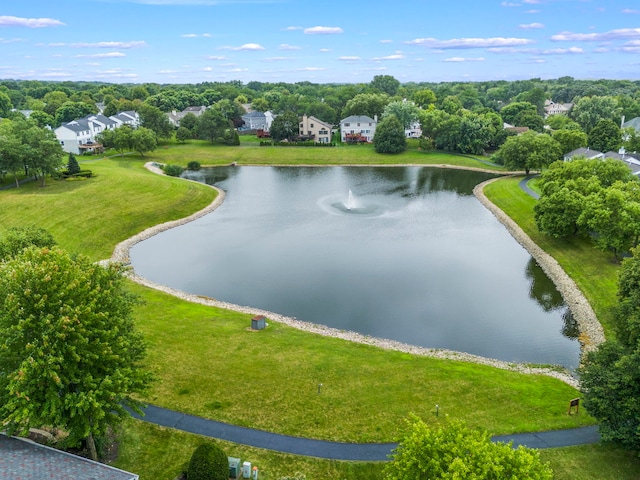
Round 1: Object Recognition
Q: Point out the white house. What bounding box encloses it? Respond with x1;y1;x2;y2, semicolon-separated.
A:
299;115;333;143
544;99;573;117
340;115;377;143
167;106;207;127
54;111;140;154
405;120;422;139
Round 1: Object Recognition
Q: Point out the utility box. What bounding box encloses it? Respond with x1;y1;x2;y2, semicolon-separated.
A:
242;461;252;478
251;315;266;330
228;457;241;479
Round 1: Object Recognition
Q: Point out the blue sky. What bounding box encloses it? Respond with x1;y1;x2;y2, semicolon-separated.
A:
1;0;640;85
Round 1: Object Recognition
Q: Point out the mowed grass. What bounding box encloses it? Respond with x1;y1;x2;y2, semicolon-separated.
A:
483;176;620;337
2;150;635;479
132;281;594;443
113;420;640;480
147;138;505;170
0;156;216;261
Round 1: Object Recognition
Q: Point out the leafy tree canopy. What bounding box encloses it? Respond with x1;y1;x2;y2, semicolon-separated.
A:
384;416;553;479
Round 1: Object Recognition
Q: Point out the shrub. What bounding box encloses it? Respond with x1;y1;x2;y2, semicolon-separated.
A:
67;153;81;175
163;164;184;177
187;161;201;171
187;443;228;480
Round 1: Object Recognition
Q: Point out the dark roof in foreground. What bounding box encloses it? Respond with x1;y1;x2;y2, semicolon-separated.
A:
0;434;138;480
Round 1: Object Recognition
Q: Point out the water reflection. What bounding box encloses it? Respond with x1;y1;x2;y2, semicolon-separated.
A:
130;166;580;369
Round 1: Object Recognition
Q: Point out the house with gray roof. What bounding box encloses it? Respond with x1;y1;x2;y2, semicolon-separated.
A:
623;116;640;133
54;111;140;154
564;147;640;176
240;110;275;132
167;106;208;127
563;147;604;161
0;433;138;480
340;115;377;143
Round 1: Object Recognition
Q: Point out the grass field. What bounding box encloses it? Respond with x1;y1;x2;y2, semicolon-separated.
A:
1;145;638;479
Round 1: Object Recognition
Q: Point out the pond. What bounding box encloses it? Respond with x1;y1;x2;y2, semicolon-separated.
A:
130;166;580;370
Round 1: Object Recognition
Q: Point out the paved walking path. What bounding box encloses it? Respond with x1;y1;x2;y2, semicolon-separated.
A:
519;174;540;199
131;404;600;461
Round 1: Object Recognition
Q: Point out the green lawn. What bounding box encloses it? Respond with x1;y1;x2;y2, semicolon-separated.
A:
483;176;620;337
1;148;636;479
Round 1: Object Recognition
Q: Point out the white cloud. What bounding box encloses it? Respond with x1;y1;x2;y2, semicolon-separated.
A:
372;54;405;60
265;56;291;61
551;28;640;41
622;9;640;14
319;48;332;52
159;69;179;74
338;56;361;61
539;47;584;54
74;52;127;58
284;26;303;31
488;46;583;54
221;43;265;51
0;16;65;28
279;43;301;50
298;67;325;71
206;55;227;60
501;1;521;6
304;26;343;35
202;67;213;71
525;9;540;13
380;39;393;44
621;40;640;52
41;71;73;77
405;37;534;49
519;23;544;29
523;0;541;3
0;37;23;44
444;57;485;62
182;33;198;38
69;41;146;49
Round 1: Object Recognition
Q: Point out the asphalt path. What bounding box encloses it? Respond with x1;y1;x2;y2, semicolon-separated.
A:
131;404;600;461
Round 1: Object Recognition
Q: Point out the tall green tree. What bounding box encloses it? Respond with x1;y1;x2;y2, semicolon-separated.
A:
342;93;389;120
384;416;553;479
370;74;400;96
571;95;622;133
269;111;299;142
588;118;621;153
373;114;406;154
381;101;420;130
500;101;537;125
67;152;80;175
196;108;230;143
552;129;588;154
0;247;152;461
0;225;56;260
495;131;561;174
130;127;158;156
138;104;173;139
0;90;12;117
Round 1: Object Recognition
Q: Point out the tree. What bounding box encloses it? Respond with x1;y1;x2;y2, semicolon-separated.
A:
455;112;493;154
381;101;420;130
20;120;65;186
196;108;230;143
495;131;562;174
0;90;12;117
187;443;228;480
29;110;55;128
588;118;621;153
500;101;537;125
370;74;400;96
67;152;80;175
413;89;437;108
251;97;269;113
0;247;152;460
342;93;389;119
384;416;553;479
373;114;406;154
179;112;198;132
176;126;192;143
571;95;622;133
0;225;56;260
0;122;27;187
130;127;158;156
54;101;97;125
138;104;173;139
269;111;299;142
552;129;588;154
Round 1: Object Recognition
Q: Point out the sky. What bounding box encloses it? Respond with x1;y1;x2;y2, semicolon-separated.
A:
1;0;640;85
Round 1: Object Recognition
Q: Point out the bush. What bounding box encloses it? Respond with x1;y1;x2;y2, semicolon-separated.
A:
163;164;184;177
187;161;201;171
187;443;228;480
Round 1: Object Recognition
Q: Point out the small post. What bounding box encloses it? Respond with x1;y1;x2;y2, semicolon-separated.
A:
435;404;439;417
318;383;323;394
568;398;580;415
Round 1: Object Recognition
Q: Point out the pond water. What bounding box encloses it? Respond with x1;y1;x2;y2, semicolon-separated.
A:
130;166;580;370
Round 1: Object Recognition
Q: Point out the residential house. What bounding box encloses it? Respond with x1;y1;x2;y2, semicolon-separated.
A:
167;106;208;127
0;433;139;480
564;147;640;176
340;115;377;143
622;116;640;133
563;147;604;161
503;122;529;135
544;99;573;117
298;115;333;143
405;120;422;139
54;111;139;154
240;110;275;132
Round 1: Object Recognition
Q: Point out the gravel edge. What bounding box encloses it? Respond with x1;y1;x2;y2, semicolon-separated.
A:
107;163;606;389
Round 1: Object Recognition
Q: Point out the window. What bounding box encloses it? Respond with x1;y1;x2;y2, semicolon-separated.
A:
310;123;314;128
344;123;350;127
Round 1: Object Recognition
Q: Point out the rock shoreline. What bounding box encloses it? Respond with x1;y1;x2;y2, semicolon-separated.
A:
109;163;606;389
